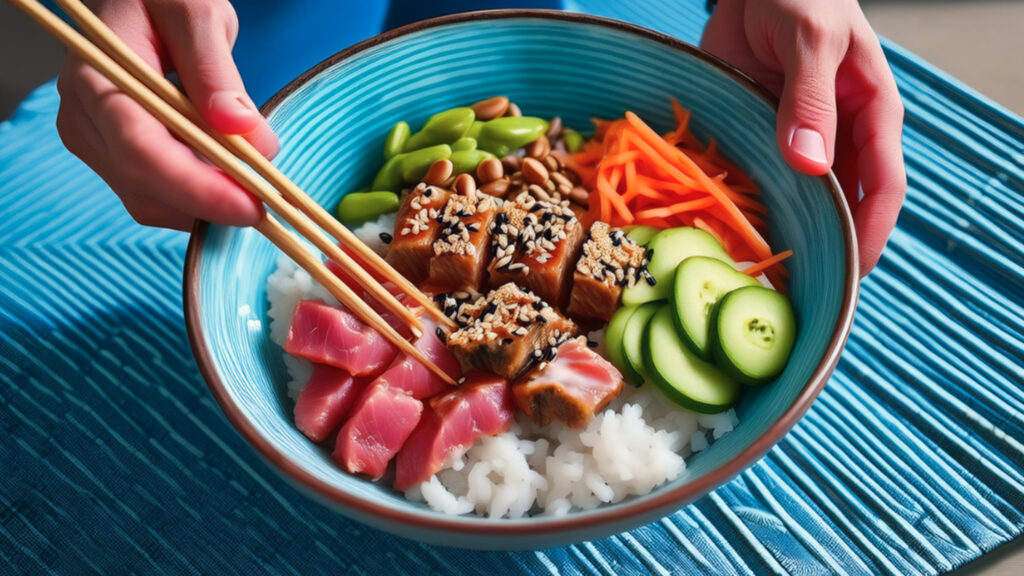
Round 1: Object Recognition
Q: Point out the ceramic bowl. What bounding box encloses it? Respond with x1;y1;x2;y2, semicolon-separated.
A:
185;10;858;550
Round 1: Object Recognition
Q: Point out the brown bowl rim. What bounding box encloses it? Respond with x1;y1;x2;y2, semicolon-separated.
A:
184;8;859;540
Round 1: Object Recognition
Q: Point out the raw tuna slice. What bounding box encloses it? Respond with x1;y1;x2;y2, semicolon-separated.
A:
334;384;423;480
293;364;368;443
373;318;462;400
284;300;398;376
512;336;623;428
394;372;513;491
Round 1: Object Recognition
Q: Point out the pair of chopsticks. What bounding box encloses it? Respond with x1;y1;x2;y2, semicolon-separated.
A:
12;0;459;386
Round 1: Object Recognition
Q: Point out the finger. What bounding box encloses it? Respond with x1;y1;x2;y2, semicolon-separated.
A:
149;1;279;157
120;195;197;231
73;61;263;227
775;20;849;175
844;35;907;276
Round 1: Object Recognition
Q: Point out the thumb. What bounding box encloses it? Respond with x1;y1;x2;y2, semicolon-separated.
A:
151;2;278;157
775;33;846;176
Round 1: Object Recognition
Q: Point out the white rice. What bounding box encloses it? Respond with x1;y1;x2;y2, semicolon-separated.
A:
267;212;739;518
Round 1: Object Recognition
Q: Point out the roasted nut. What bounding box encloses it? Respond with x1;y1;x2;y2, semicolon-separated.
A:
528;184;552;201
543;155;560;172
480;178;512;198
525;135;551;159
476;157;504;183
423;159;454;186
454;173;477;196
550;171;572;189
545;116;562;139
505;102;522;117
569;186;590;205
471;96;510;121
501;154;523;173
522;157;549;186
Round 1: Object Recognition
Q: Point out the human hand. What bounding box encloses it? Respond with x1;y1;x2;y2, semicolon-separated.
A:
56;0;277;231
701;0;907;276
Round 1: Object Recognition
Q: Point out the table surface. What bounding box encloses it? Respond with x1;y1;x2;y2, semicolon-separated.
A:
1;1;1022;574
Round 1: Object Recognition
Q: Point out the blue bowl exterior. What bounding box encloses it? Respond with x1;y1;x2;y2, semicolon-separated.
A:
187;12;856;549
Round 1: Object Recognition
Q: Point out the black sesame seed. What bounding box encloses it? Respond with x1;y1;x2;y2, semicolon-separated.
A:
423;188;433;197
435;327;446;341
378;231;393;244
586;340;598;348
646;274;657;286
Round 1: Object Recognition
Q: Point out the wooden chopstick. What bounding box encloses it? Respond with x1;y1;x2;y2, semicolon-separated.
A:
51;0;456;332
11;0;458;387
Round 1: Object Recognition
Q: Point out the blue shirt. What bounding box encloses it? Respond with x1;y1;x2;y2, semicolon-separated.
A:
231;0;564;105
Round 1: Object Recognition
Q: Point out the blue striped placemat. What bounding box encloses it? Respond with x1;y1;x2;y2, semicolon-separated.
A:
1;2;1022;574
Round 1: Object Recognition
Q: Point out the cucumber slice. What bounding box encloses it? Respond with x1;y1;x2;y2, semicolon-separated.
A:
710;286;797;385
604;306;637;377
625;225;659;246
644;307;738;413
671;256;760;359
620;302;660;386
622;227;732;306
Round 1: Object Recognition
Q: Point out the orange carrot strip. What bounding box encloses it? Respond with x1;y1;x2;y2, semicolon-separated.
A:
603;150;642;166
624;111;772;260
622;132;701;188
633;197;717;220
670;97;691;134
743;250;793;277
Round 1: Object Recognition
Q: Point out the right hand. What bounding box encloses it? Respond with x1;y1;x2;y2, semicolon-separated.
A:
56;0;278;231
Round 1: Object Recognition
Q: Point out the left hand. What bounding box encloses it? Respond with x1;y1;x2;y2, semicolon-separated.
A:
701;0;907;276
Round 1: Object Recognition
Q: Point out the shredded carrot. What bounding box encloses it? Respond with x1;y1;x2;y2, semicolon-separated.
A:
743;250;793;277
568;99;790;285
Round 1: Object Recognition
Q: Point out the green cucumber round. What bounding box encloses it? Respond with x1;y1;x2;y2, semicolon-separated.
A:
624;225;659;247
604;306;637;377
622;227;733;306
671;256;760;359
709;286;796;385
620;302;660;387
643;306;738;413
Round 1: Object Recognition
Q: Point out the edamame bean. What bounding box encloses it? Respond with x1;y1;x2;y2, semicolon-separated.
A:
450;149;496;175
563;129;584;153
336;191;400;225
467;120;485;140
383;121;410;160
400;144;452;184
403;107;476;151
477;116;549;155
451;137;477;152
371;153;408;191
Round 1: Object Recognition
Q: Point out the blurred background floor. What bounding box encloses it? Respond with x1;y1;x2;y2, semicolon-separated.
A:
0;1;1021;574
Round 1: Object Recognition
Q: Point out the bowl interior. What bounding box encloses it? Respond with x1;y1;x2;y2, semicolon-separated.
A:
193;16;850;530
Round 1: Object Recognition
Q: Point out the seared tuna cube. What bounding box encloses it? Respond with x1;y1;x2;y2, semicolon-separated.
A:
513;337;624;429
428;191;498;292
386;183;451;284
567;222;649;322
444;283;578;380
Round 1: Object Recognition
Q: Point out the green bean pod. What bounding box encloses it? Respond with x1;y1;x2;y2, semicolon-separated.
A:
370;153;408;191
477;116;549;155
451;137;477;152
383;121;410;159
450;149;497;175
563;129;585;153
400;144;453;184
336;191;400;225
402;107;476;151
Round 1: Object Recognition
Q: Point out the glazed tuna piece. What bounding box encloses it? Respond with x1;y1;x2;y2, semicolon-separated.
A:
488;196;584;307
386;184;451;284
394;372;513;491
293;364;368;443
513;336;624;429
567;222;650;322
333;384;423;480
284;300;399;376
428;191;499;292
372;318;462;400
443;283;578;380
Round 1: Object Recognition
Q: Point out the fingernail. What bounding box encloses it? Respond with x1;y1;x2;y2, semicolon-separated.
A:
248;121;280;159
209;90;258;117
790;127;828;165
